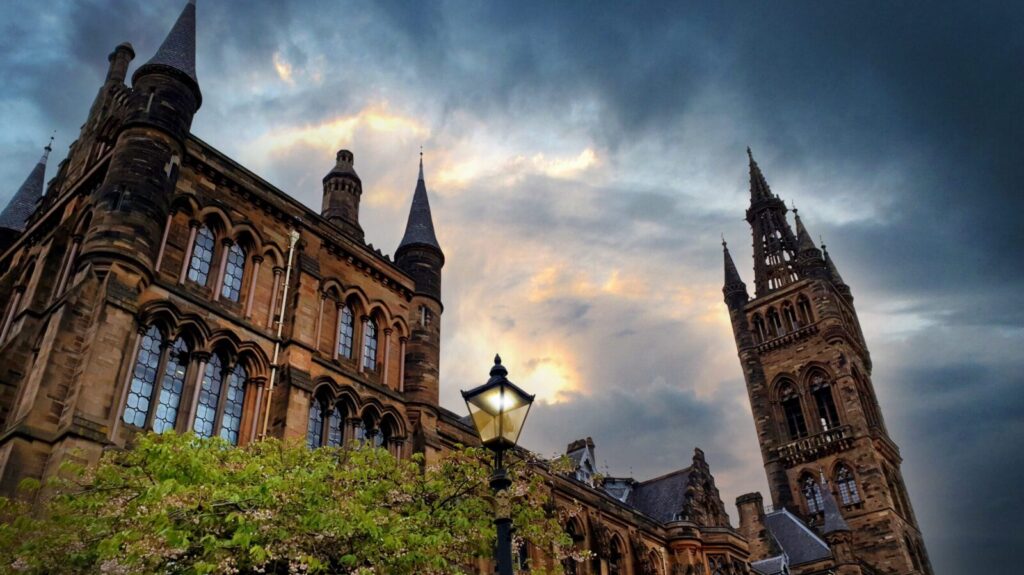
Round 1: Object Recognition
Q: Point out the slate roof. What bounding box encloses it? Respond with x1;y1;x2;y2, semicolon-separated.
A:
764;509;831;566
0;144;50;232
139;1;198;85
626;467;692;523
750;556;787;575
397;158;442;254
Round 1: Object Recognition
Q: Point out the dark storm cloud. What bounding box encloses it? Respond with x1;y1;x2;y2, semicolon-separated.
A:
1;2;1021;573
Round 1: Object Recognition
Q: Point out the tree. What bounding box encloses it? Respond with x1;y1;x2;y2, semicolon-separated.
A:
0;433;583;575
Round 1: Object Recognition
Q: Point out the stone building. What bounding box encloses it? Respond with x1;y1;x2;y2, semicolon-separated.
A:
723;150;933;575
0;2;753;573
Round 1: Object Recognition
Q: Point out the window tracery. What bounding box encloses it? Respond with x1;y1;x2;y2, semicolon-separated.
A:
802;474;823;514
220;242;245;302
810;372;841;430
836;464;861;505
778;381;808;439
362;318;378;371
187;225;215;285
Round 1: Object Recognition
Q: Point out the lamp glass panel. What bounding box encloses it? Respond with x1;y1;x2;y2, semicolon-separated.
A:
499;401;531;446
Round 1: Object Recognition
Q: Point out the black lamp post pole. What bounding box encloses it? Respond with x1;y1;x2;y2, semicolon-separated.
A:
490;449;513;575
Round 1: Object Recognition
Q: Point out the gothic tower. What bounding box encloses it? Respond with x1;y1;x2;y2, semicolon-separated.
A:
395;154;444;459
724;149;932;574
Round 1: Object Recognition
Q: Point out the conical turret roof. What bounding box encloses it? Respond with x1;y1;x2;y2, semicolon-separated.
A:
397;155;442;254
0;141;51;232
822;243;846;286
135;1;200;105
723;240;744;288
793;209;818;253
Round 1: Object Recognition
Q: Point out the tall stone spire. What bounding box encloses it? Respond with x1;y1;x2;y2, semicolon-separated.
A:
722;239;748;310
748;147;774;203
0;139;52;233
397;152;442;255
745;148;800;296
134;0;201;106
793;208;817;253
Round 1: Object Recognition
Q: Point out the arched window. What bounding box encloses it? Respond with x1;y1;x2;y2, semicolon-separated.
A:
779;381;808;439
375;418;393;449
782;301;799;331
153;338;189;433
123;326;164;428
362;318;378;372
337;305;355;358
187;225;216;286
608;538;623;575
220;364;247;444
752;314;766;343
326;402;347;447
836;464;861;505
193;354;225;438
767;308;783;337
810;372;841;431
797;295;813;325
563;521;583;575
517;542;530;572
220;243;246;302
802;474;823;514
307;396;326;449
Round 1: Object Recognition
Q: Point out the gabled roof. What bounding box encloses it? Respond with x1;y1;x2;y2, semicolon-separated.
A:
750;556;787;575
627;467;693;523
764;509;831;566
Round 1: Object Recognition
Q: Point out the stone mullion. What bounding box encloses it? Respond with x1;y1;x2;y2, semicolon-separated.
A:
143;339;175;431
314;291;326;352
184;352;211;432
154;211;174;273
382;328;393;387
244;255;263;318
211;360;234;437
110;326;145;438
398;337;407;392
357;316;369;373
267;267;283;328
333;303;344;360
0;287;24;343
211;238;233;302
55;236;82;297
178;220;199;284
247;377;266;442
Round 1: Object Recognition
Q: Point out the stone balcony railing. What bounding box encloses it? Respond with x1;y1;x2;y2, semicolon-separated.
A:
772;425;855;466
755;323;819;353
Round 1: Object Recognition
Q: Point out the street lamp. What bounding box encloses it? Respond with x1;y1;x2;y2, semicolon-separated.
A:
461;354;535;575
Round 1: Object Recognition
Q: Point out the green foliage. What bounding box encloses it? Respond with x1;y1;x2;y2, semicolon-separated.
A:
0;433;580;575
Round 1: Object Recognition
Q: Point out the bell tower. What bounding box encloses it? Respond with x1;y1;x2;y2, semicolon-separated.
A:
724;149;932;574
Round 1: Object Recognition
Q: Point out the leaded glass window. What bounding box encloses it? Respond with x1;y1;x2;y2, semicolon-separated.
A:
307;399;325;449
123;326;163;428
327;404;345;447
803;475;824;514
780;381;808;439
193;355;225;438
219;364;246;444
220;243;245;302
153;338;189;433
337;305;354;358
362;319;378;371
836;465;861;505
187;225;215;285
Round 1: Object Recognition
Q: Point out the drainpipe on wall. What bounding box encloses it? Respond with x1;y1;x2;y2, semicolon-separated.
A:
260;227;300;439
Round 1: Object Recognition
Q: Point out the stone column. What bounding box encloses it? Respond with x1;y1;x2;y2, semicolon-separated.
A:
314;291;326;351
154;211;174;273
398;337;407;392
244;255;263;318
382;328;392;386
185;352;211;431
178;220;199;284
212;238;233;301
267;267;283;328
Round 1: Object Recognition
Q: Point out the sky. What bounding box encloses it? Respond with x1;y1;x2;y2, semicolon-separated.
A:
1;1;1022;572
